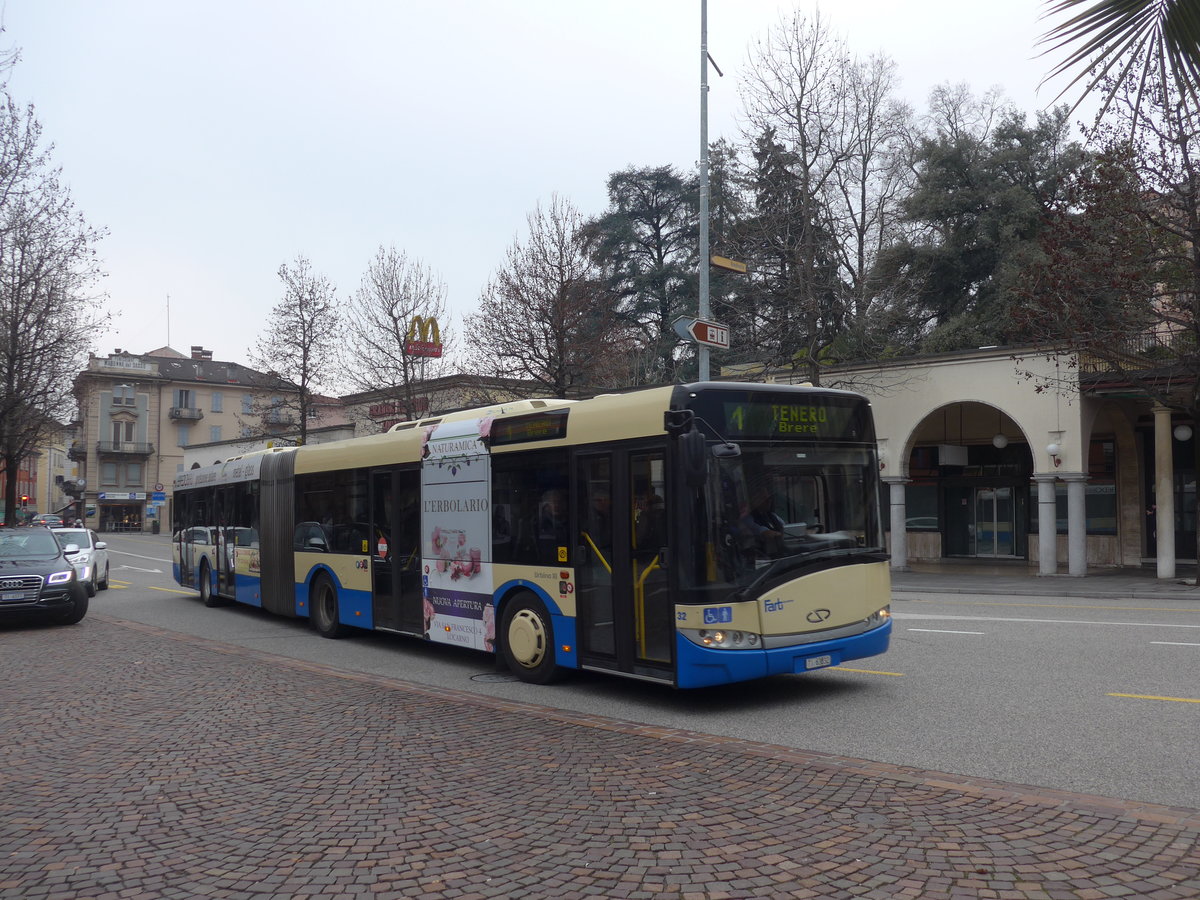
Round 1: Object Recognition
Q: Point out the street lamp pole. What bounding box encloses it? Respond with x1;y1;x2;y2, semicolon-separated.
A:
698;0;712;382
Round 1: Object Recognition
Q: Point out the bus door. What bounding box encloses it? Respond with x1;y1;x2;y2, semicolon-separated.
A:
371;467;423;633
575;449;673;679
214;486;234;597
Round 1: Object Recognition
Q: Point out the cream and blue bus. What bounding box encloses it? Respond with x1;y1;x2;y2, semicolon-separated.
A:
172;381;891;688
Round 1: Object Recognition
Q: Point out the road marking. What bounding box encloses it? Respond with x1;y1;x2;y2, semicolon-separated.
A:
907;598;1198;614
146;585;196;596
835;667;904;677
907;628;985;635
1150;641;1200;647
1108;692;1200;704
893;612;1200;629
117;564;163;574
108;549;172;563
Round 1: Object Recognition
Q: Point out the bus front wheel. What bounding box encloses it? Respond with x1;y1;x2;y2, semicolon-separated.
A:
499;593;562;684
311;574;348;639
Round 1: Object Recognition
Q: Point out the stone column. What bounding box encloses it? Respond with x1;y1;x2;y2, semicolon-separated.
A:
1154;404;1176;579
884;477;909;572
1034;474;1058;576
1062;473;1088;576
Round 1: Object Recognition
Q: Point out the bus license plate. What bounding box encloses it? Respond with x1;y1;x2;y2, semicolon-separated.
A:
805;655;832;670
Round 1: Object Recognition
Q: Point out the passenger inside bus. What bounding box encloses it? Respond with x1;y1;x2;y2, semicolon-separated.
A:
634;486;665;553
536;488;568;562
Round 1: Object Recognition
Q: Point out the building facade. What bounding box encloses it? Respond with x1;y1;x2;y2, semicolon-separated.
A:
72;346;295;532
751;347;1193;578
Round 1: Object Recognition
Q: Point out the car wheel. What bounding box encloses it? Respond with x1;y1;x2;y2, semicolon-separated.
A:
58;592;88;625
98;562;109;591
499;592;563;684
85;572;97;598
199;560;222;607
311;573;347;638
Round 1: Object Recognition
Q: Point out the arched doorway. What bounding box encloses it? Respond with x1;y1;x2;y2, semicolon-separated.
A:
905;402;1034;560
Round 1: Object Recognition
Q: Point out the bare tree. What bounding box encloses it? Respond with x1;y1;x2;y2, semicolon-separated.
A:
0;93;107;524
735;8;917;381
340;246;454;429
246;255;340;445
466;195;633;399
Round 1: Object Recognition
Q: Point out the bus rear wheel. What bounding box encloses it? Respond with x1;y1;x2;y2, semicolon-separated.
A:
199;561;223;607
499;593;562;684
311;574;347;639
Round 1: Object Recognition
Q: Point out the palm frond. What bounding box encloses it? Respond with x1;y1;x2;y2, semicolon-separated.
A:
1039;0;1200;115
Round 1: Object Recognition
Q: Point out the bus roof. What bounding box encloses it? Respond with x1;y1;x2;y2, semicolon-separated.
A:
177;382;871;484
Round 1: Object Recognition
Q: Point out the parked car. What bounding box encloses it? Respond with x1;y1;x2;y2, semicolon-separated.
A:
0;526;88;625
51;527;110;597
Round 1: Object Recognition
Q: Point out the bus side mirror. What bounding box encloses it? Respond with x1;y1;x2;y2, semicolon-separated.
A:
681;429;708;487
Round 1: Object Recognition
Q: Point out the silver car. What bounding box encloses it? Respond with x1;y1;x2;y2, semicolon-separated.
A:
51;527;110;597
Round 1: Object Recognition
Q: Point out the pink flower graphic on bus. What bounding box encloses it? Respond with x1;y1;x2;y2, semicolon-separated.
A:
427;525;481;581
423;597;436;636
483;603;495;651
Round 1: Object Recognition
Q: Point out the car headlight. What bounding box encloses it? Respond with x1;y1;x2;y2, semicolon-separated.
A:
680;628;762;649
47;570;75;584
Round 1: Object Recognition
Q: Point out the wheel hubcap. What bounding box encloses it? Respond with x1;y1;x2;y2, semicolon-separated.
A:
508;609;546;668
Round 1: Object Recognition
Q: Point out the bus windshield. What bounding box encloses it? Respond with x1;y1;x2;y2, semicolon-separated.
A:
690;442;884;591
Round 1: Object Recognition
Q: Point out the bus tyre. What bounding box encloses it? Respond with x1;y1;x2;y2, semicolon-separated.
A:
199;561;226;607
499;593;562;684
311;574;348;639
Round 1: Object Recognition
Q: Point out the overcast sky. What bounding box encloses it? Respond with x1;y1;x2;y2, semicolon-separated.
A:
5;1;1077;374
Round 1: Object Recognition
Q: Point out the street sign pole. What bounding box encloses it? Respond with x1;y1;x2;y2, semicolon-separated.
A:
698;0;711;381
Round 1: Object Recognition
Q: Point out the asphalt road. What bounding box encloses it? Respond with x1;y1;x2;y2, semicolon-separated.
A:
95;532;1200;810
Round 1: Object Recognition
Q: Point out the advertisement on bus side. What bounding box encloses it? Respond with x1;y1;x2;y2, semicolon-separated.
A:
420;419;494;651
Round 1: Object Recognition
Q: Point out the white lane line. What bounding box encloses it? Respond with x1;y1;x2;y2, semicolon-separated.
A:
907;628;986;635
1150;641;1200;646
107;549;172;563
892;612;1200;629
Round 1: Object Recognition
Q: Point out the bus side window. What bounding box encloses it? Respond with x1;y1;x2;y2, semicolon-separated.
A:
492;451;568;566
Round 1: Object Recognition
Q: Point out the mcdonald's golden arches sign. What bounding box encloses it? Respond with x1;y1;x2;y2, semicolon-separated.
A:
405;316;443;358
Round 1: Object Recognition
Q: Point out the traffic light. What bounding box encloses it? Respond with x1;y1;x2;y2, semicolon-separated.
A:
20;495;28;508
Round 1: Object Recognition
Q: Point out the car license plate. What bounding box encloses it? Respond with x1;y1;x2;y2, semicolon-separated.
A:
1;591;29;602
805;654;832;670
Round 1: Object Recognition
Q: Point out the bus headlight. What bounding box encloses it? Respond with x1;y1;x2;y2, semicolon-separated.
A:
681;628;762;649
865;607;891;628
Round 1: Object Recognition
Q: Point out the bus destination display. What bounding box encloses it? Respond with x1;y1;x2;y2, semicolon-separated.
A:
487;409;569;446
722;399;860;439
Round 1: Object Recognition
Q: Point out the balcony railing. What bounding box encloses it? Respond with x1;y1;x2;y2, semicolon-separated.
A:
169;406;204;420
96;441;154;456
67;442;87;462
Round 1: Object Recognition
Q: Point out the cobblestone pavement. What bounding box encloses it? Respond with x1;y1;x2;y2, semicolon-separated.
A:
2;615;1198;900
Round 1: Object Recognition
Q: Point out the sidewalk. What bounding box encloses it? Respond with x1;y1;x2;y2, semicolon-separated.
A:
2;614;1197;900
892;559;1200;600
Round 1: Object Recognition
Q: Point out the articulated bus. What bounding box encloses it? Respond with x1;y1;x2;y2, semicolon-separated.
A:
172;382;891;688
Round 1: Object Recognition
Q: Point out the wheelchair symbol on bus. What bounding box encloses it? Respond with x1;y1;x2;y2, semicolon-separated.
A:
703;607;733;625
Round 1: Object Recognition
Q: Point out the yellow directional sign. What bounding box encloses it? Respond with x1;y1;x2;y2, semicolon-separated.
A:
711;255;747;274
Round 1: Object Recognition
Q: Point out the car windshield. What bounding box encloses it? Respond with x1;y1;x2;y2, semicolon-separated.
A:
0;531;61;560
54;528;90;547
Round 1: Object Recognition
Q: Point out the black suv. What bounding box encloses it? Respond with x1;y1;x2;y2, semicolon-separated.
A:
0;526;88;625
